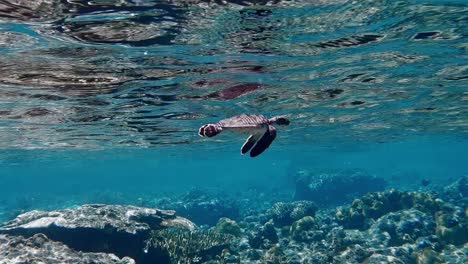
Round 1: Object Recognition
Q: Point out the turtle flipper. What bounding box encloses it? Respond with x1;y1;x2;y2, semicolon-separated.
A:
250;125;277;157
241;135;258;155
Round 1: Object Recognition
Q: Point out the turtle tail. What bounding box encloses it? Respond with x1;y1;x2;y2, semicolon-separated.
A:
198;124;222;137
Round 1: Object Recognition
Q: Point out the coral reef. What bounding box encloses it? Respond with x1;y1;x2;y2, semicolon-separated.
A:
369;209;436;246
290;216;319;242
248;220;279;249
215;217;242;237
148;229;235;264
266;200;317;227
442;175;468;205
238;180;466;264
0;204;195;264
438;244;468;263
435;208;468;245
158;188;240;226
294;169;387;206
262;246;285;264
335;189;442;229
0;233;135;264
1;177;467;264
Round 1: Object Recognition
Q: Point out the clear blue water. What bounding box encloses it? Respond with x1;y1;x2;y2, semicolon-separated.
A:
0;0;467;223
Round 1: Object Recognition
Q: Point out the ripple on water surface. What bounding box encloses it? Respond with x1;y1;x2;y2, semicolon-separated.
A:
0;0;466;149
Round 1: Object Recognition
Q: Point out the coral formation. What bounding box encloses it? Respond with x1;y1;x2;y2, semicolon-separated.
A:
435;209;468;245
290;216;318;242
262;246;285;264
215;217;242;237
369;209;436;246
0;233;135;264
442;175;468;205
248;220;279;249
294;169;387;206
158;188;240;226
267;200;317;227
1;177;467;264
148;229;234;264
336;189;442;229
0;204;194;264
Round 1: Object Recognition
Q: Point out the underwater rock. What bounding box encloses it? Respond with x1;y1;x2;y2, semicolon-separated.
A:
336;189;441;229
0;204;195;264
294;170;387;206
249;220;279;249
267;201;317;227
0;233;135;264
215;217;242;237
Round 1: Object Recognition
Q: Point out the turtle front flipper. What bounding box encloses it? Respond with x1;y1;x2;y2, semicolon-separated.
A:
241;135;258;155
250;125;277;157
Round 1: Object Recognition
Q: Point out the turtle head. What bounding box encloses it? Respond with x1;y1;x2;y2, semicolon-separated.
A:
270;116;290;126
198;124;223;137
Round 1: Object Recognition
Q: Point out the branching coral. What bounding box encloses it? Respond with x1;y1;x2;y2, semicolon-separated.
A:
147;229;235;264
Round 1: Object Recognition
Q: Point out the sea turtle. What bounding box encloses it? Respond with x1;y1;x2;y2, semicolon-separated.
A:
198;114;290;157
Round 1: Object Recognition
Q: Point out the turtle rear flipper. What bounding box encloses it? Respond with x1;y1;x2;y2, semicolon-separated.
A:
241;134;258;155
250;125;277;157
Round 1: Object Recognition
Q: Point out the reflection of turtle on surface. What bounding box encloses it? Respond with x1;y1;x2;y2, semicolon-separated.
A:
198;114;290;157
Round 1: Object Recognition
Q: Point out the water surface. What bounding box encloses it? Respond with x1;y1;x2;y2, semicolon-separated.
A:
0;0;467;219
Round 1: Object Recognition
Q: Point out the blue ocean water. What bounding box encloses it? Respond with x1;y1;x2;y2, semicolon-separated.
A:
0;0;467;262
0;135;467;210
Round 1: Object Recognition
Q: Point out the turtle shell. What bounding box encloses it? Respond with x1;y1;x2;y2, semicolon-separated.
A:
218;114;268;129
